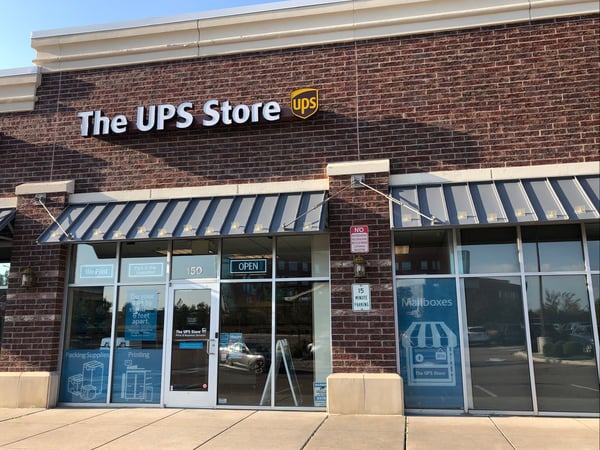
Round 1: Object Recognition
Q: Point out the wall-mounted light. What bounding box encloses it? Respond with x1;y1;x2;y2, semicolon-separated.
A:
21;268;35;288
353;255;366;278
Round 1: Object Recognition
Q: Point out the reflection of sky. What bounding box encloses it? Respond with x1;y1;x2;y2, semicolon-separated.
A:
459;244;518;273
526;275;589;311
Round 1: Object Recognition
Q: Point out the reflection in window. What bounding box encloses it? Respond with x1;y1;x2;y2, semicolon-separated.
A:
394;230;453;275
0;262;8;350
217;282;271;406
221;237;272;279
276;235;329;278
70;243;117;284
170;289;212;391
59;287;114;403
119;241;167;283
586;223;599;271
526;275;599;413
171;239;218;280
522;225;584;272
65;287;114;350
462;277;532;411
459;228;519;274
274;281;329;407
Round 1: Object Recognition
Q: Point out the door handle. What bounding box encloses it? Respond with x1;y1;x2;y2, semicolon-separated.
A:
209;338;218;355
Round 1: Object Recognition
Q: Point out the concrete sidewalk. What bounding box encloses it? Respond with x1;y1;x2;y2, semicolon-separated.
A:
0;408;597;450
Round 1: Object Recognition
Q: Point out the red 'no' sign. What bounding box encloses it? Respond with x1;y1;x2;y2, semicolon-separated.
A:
350;226;369;253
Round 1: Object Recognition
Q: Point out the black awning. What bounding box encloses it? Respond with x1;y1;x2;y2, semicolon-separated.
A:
0;208;15;235
391;175;599;228
37;191;328;244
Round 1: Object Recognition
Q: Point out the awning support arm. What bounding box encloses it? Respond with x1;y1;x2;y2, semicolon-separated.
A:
35;194;73;240
282;185;352;230
358;180;438;225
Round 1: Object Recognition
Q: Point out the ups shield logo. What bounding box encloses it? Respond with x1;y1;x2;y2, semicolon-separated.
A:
291;88;318;119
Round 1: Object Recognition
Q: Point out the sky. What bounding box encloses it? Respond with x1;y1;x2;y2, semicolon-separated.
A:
0;0;293;71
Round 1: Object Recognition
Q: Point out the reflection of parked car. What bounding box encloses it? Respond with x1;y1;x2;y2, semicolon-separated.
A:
568;324;595;354
468;326;490;346
497;324;524;345
225;342;265;373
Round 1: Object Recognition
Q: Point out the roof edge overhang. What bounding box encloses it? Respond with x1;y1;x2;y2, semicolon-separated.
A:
28;0;600;73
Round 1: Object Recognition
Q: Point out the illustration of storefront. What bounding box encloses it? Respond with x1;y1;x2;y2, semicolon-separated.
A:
402;321;458;387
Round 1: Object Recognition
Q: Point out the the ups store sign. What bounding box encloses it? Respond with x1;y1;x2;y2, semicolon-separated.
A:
78;88;320;137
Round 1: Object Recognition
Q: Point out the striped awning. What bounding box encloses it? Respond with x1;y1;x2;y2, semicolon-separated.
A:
0;208;15;234
37;192;328;244
391;175;599;229
401;321;458;348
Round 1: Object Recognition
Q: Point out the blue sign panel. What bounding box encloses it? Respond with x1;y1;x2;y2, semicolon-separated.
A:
397;278;463;409
125;290;158;341
59;350;109;403
111;348;162;404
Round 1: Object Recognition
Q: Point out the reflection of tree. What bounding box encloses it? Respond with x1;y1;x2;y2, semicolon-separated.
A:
173;299;210;330
0;266;9;287
542;289;585;323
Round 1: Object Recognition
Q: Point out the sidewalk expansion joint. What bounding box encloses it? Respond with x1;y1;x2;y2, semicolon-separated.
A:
194;409;258;449
489;417;517;450
92;408;183;449
300;414;329;449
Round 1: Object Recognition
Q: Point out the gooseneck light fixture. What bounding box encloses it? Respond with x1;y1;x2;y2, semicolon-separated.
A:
21;268;34;288
353;255;366;278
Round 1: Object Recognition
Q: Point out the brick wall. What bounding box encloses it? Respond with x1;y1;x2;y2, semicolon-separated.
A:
1;15;597;197
328;172;396;372
0;15;598;373
0;193;68;371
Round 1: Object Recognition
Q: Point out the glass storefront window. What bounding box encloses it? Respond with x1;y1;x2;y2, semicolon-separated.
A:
59;286;114;403
586;223;599;271
522;225;584;272
0;261;8;349
62;234;331;408
171;239;219;279
276;235;330;278
111;285;165;404
217;282;271;406
394;230;453;275
274;281;330;407
119;241;167;283
70;243;117;284
526;275;599;413
458;228;519;274
461;276;532;411
221;237;272;279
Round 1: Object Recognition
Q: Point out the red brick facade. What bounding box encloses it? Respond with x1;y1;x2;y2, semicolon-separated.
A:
1;15;598;373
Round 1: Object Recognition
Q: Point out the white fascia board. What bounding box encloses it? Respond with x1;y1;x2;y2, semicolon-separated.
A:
68;179;329;204
0;197;17;208
29;0;599;72
327;159;390;176
0;68;41;113
390;162;600;186
15;180;75;196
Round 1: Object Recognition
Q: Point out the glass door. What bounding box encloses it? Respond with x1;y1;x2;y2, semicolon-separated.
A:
163;284;219;407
